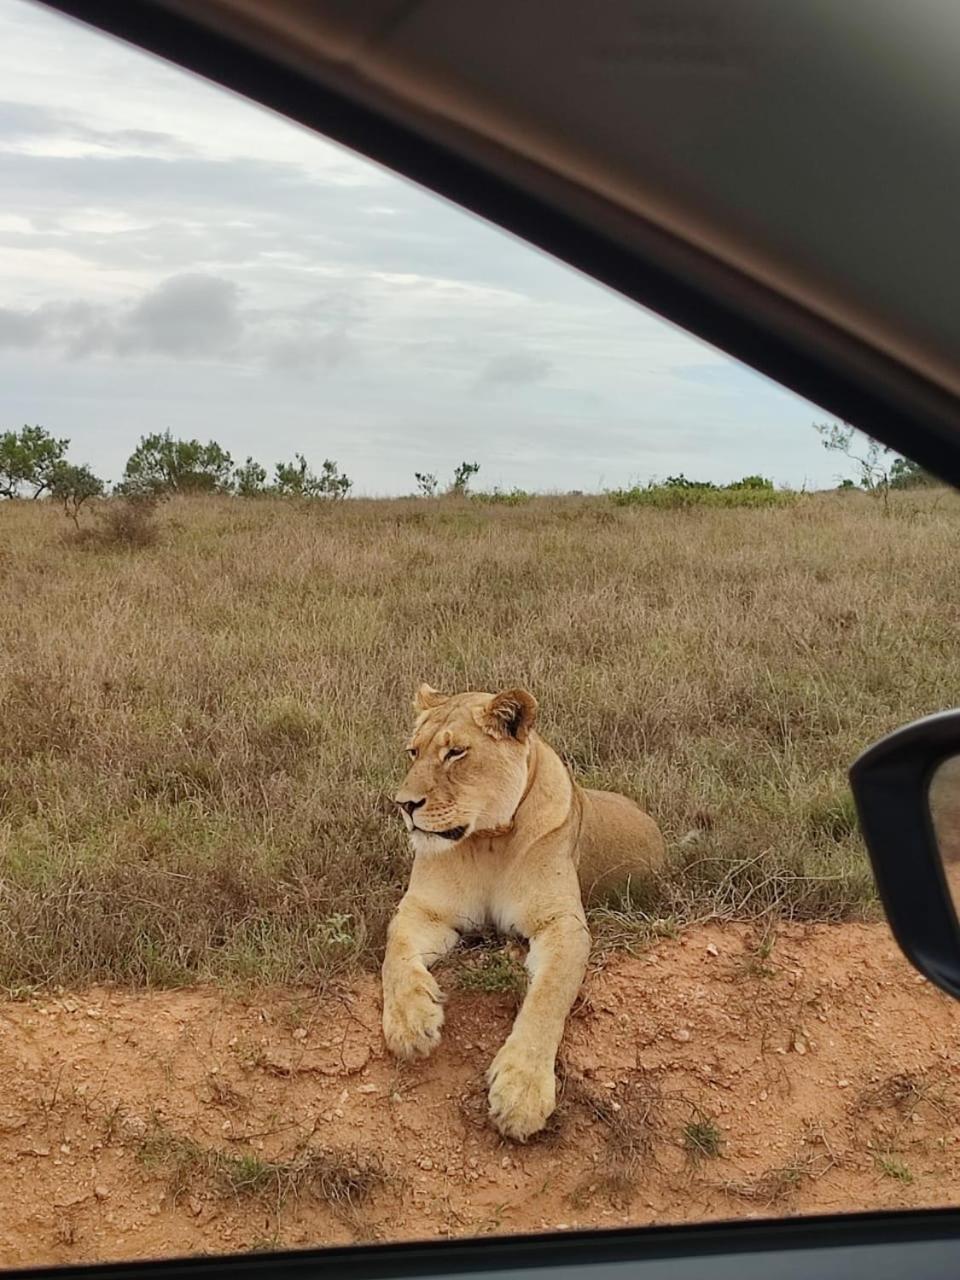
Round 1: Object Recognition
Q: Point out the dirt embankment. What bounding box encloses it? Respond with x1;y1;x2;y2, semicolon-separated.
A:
2;923;960;1268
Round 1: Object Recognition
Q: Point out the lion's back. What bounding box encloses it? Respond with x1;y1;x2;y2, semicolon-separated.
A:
575;787;666;905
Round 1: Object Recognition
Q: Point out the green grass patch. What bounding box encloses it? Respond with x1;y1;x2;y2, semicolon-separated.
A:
683;1117;723;1161
456;947;527;997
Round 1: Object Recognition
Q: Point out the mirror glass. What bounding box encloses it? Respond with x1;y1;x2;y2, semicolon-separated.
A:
930;756;960;912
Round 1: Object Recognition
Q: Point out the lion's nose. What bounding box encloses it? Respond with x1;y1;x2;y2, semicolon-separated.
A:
398;797;426;816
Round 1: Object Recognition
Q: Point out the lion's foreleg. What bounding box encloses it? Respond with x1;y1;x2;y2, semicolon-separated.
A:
381;895;459;1060
486;910;590;1140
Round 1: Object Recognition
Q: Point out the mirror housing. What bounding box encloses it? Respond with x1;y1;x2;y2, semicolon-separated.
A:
850;709;960;1002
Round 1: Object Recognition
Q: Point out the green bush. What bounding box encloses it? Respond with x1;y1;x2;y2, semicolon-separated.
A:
449;461;480;495
0;425;69;499
889;457;938;489
49;462;104;528
609;474;794;509
119;431;234;497
274;454;352;499
471;487;531;505
235;458;268;497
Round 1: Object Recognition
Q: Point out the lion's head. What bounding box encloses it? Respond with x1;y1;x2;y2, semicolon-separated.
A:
395;684;538;854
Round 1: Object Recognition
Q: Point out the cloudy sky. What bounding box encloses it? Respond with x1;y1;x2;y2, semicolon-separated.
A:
0;0;852;494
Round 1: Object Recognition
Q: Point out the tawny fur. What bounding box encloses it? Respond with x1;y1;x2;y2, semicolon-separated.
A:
382;685;665;1141
931;754;960;907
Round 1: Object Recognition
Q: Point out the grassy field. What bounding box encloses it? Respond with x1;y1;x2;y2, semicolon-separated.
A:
1;488;959;990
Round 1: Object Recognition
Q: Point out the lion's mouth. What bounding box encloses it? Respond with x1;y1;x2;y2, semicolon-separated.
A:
436;824;468;841
413;823;468;842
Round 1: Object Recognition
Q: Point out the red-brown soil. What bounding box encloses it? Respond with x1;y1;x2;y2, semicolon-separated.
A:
3;923;960;1268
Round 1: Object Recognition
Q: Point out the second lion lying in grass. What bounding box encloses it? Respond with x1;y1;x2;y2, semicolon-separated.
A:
382;684;665;1141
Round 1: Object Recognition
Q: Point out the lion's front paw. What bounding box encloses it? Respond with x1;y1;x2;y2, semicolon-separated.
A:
486;1038;556;1141
382;970;444;1060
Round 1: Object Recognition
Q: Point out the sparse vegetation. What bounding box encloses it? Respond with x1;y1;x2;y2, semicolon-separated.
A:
450;460;480;495
472;487;531;506
736;926;779;979
889;456;937;489
274;453;352;499
414;471;438;497
875;1154;914;1183
569;1075;662;1209
114;433;352;500
138;1128;384;1212
814;422;935;500
456;947;527;997
683;1116;723;1161
86;492;161;549
723;1156;820;1203
0;486;958;987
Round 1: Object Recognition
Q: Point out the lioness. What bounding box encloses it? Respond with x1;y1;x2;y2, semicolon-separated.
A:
382;684;665;1141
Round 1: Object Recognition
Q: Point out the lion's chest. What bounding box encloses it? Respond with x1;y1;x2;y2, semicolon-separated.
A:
454;871;527;939
416;844;528;939
486;892;527;938
455;898;525;941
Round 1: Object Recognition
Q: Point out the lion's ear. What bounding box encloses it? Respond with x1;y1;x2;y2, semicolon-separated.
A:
413;683;447;712
482;688;538;742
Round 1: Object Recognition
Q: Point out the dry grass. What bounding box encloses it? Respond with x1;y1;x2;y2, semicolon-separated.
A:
1;488;959;988
138;1128;384;1213
682;1116;723;1162
568;1075;662;1208
875;1154;914;1183
453;940;528;998
721;1155;823;1203
852;1069;955;1166
69;495;162;550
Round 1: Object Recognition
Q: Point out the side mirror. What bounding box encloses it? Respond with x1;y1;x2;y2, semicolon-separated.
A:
850;709;960;1001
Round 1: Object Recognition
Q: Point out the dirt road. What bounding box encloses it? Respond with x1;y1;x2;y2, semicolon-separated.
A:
2;922;959;1267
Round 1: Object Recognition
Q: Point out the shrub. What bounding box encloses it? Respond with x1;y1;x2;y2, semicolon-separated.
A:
0;425;69;499
609;477;794;509
119;431;234;497
274;454;352;499
274;453;312;496
90;495;161;549
414;471;438;497
813;421;933;502
471;487;531;505
235;458;268;497
316;458;352;500
889;457;937;489
49;462;105;528
662;473;717;490
449;461;480;495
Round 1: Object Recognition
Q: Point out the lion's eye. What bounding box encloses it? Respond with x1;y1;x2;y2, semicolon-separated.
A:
443;747;467;763
407;747;418;760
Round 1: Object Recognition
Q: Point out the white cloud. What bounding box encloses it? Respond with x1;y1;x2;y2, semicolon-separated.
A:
478;352;552;388
0;0;837;493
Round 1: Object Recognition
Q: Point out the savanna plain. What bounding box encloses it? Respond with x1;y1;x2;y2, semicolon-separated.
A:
2;488;960;1265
